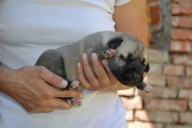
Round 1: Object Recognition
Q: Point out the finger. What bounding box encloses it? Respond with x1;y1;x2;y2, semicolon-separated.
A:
81;53;99;86
91;53;109;86
101;60;114;78
76;63;91;89
53;89;82;99
70;81;80;89
44;98;72;109
38;66;68;88
102;60;123;90
101;60;118;85
31;107;54;113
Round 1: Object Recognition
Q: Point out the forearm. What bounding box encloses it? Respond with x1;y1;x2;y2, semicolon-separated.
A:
114;0;148;46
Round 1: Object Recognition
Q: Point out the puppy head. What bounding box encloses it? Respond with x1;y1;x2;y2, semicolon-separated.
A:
107;32;149;87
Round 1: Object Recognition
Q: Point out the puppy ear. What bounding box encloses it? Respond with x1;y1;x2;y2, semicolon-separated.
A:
144;63;150;72
108;38;123;49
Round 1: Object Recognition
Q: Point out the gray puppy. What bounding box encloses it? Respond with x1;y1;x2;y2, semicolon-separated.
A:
35;31;152;104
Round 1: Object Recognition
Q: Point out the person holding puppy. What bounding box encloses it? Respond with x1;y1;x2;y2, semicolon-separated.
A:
0;0;148;128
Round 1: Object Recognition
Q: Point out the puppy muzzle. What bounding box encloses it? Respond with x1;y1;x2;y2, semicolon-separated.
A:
117;62;144;86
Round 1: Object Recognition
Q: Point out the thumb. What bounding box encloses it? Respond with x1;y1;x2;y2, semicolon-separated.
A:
39;67;68;88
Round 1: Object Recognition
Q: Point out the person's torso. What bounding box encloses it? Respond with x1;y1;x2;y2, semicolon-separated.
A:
0;0;128;128
0;0;117;69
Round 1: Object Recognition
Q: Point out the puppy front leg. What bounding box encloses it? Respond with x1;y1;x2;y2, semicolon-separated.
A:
36;50;81;106
65;81;82;107
100;49;117;60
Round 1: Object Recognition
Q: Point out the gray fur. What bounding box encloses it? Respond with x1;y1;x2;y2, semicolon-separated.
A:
35;31;150;91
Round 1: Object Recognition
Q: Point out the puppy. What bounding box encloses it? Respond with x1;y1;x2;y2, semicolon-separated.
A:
35;31;153;104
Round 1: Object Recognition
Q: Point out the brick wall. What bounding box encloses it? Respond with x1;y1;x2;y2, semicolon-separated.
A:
119;0;192;128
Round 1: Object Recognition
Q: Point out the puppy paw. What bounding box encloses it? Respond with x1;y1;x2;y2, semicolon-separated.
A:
143;84;153;93
102;49;117;60
71;98;81;107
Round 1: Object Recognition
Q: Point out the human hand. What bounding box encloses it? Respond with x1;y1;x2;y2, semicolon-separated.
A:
76;53;123;91
0;66;82;113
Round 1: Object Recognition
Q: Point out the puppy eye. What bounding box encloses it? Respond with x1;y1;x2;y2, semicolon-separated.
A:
120;55;127;61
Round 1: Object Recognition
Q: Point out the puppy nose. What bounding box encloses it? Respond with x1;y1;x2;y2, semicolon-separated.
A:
131;74;137;79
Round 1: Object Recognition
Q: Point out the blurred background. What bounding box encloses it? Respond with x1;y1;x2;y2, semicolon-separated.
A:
118;0;192;128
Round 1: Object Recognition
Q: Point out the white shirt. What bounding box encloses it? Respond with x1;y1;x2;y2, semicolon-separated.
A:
0;0;130;128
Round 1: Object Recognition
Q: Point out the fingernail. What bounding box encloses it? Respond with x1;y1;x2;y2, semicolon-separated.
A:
71;81;79;89
91;53;97;60
82;53;87;59
77;63;81;68
61;80;68;88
